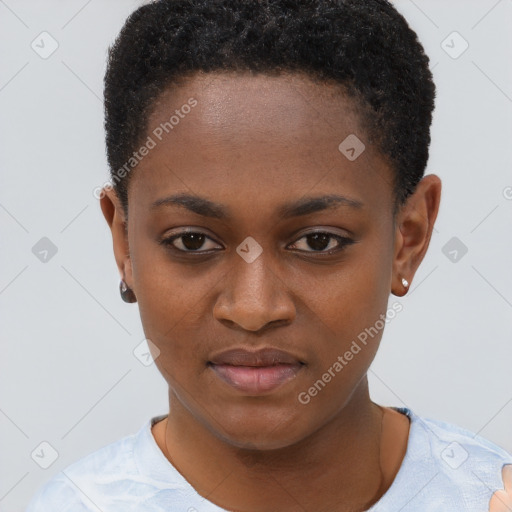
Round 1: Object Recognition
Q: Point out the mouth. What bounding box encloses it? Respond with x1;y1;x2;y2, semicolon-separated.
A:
207;347;305;395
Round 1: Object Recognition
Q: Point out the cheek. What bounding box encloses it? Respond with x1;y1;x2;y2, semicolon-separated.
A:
131;250;216;372
132;236;205;322
302;238;392;387
311;251;391;343
138;292;207;369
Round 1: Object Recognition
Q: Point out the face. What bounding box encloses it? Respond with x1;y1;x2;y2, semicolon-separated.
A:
101;71;436;450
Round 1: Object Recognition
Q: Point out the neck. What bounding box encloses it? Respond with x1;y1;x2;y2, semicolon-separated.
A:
161;378;389;512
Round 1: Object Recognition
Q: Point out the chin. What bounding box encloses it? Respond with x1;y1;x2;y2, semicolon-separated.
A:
205;406;313;451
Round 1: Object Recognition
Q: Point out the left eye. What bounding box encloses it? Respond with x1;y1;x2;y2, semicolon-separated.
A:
161;232;221;252
288;232;354;253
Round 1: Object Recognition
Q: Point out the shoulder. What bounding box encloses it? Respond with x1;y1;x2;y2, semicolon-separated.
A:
25;427;140;512
25;472;92;512
413;411;512;471
400;408;512;510
25;414;220;511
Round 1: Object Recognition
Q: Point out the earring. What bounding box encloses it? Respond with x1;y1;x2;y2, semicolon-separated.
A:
401;277;409;289
119;279;137;303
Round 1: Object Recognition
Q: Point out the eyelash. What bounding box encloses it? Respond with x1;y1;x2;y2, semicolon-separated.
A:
160;230;355;256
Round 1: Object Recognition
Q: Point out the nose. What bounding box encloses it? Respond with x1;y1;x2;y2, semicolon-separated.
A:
213;248;296;332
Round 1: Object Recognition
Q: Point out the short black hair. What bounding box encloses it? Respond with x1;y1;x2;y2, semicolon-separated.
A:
104;0;435;216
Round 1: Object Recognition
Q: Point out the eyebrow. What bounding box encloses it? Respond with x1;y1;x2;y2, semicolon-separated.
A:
150;193;364;219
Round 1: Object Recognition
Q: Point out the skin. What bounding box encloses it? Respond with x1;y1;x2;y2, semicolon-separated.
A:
101;71;441;511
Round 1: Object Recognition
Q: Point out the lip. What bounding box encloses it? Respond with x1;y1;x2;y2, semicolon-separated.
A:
208;347;305;395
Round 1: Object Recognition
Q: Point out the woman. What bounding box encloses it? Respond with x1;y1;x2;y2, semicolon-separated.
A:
26;0;512;510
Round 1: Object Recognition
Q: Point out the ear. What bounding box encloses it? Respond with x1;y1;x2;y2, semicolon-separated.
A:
100;186;134;290
391;174;442;296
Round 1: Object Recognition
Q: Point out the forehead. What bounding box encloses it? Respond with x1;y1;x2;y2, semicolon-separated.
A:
129;71;394;217
148;71;367;146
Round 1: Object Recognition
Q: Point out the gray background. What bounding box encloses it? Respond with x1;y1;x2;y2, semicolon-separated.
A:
1;0;511;510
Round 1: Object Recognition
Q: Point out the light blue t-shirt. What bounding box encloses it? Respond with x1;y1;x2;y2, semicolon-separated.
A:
26;408;512;511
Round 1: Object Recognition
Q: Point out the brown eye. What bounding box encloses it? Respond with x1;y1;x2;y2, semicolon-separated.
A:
304;233;332;251
177;233;206;251
288;232;355;254
161;232;222;252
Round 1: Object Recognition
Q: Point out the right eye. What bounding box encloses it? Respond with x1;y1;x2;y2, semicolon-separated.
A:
160;231;223;253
